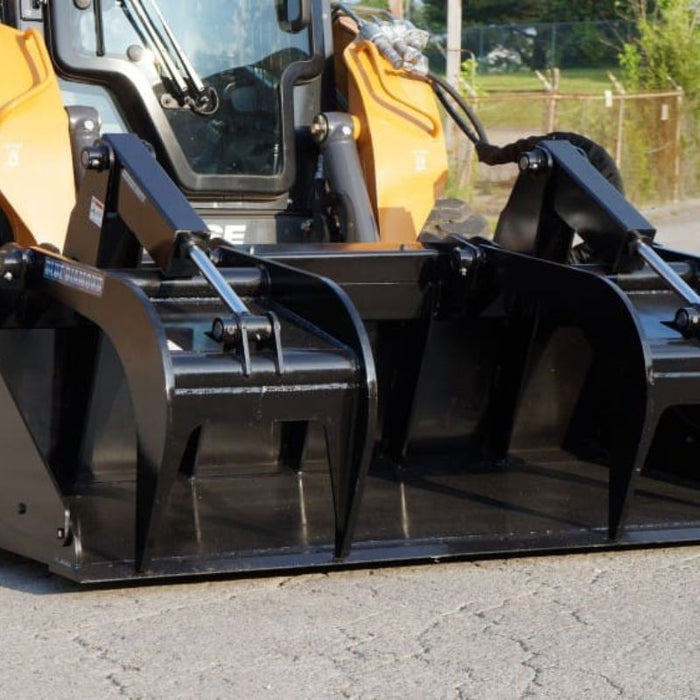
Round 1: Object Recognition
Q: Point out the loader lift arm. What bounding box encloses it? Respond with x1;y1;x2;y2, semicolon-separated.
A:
65;133;283;376
496;138;700;336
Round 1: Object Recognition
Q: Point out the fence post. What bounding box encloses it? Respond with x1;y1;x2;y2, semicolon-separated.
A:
388;0;403;17
615;96;625;168
673;89;684;202
535;68;559;132
546;68;560;132
446;0;462;88
608;72;626;168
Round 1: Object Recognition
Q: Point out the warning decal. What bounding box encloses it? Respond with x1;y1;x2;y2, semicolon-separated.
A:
89;196;105;228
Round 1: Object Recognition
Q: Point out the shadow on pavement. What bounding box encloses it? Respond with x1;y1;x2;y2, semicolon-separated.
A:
0;550;78;595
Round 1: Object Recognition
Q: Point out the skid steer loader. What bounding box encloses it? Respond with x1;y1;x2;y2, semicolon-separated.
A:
1;0;700;584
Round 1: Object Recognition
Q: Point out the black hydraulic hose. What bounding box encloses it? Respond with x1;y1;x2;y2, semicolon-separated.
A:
331;3;490;146
333;3;403;68
432;79;482;145
333;3;363;26
427;72;489;145
94;0;105;56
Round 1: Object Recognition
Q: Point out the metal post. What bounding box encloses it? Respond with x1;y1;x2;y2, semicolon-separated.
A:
388;0;403;17
615;95;625;168
608;72;626;168
446;0;462;88
545;68;560;132
673;90;683;203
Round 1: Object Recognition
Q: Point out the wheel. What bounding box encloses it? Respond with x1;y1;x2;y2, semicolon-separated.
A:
0;207;14;246
419;198;490;242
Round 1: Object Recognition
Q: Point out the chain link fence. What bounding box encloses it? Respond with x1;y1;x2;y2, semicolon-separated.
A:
429;21;634;74
468;21;632;71
447;90;699;216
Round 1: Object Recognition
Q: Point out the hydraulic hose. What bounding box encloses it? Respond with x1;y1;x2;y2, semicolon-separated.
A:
331;3;489;146
426;72;489;145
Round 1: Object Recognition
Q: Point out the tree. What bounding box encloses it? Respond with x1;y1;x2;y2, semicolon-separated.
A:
357;0;390;8
619;0;700;95
422;0;619;30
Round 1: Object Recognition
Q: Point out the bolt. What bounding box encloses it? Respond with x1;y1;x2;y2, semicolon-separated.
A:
212;319;225;343
518;148;549;173
57;528;65;540
310;114;329;143
209;248;223;266
3;272;13;282
81;144;111;171
450;247;481;278
675;306;700;336
127;44;145;63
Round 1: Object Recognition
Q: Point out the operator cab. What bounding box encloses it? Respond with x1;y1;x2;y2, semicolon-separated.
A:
2;0;326;244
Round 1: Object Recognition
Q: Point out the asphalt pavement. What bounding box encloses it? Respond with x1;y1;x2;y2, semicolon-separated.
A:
1;545;699;698
643;198;700;251
2;200;700;699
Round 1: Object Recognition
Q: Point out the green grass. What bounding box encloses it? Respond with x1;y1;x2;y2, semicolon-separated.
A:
469;67;620;95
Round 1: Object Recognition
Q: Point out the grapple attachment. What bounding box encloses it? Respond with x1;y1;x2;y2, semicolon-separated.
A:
1;135;700;583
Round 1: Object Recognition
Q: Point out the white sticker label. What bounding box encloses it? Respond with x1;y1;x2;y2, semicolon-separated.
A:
3;143;22;168
412;149;429;173
89;196;105;228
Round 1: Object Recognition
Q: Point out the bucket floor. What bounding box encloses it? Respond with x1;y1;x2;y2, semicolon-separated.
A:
65;451;700;581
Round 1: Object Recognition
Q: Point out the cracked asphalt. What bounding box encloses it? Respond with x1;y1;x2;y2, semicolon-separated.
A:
1;546;699;698
1;203;700;699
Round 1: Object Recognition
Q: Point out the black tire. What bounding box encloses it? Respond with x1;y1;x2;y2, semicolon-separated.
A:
419;198;490;242
0;207;14;246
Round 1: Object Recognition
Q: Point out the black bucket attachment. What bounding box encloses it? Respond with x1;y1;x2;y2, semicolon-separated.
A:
1;135;699;583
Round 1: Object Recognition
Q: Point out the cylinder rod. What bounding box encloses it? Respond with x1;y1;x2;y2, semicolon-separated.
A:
634;239;700;306
187;244;250;316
